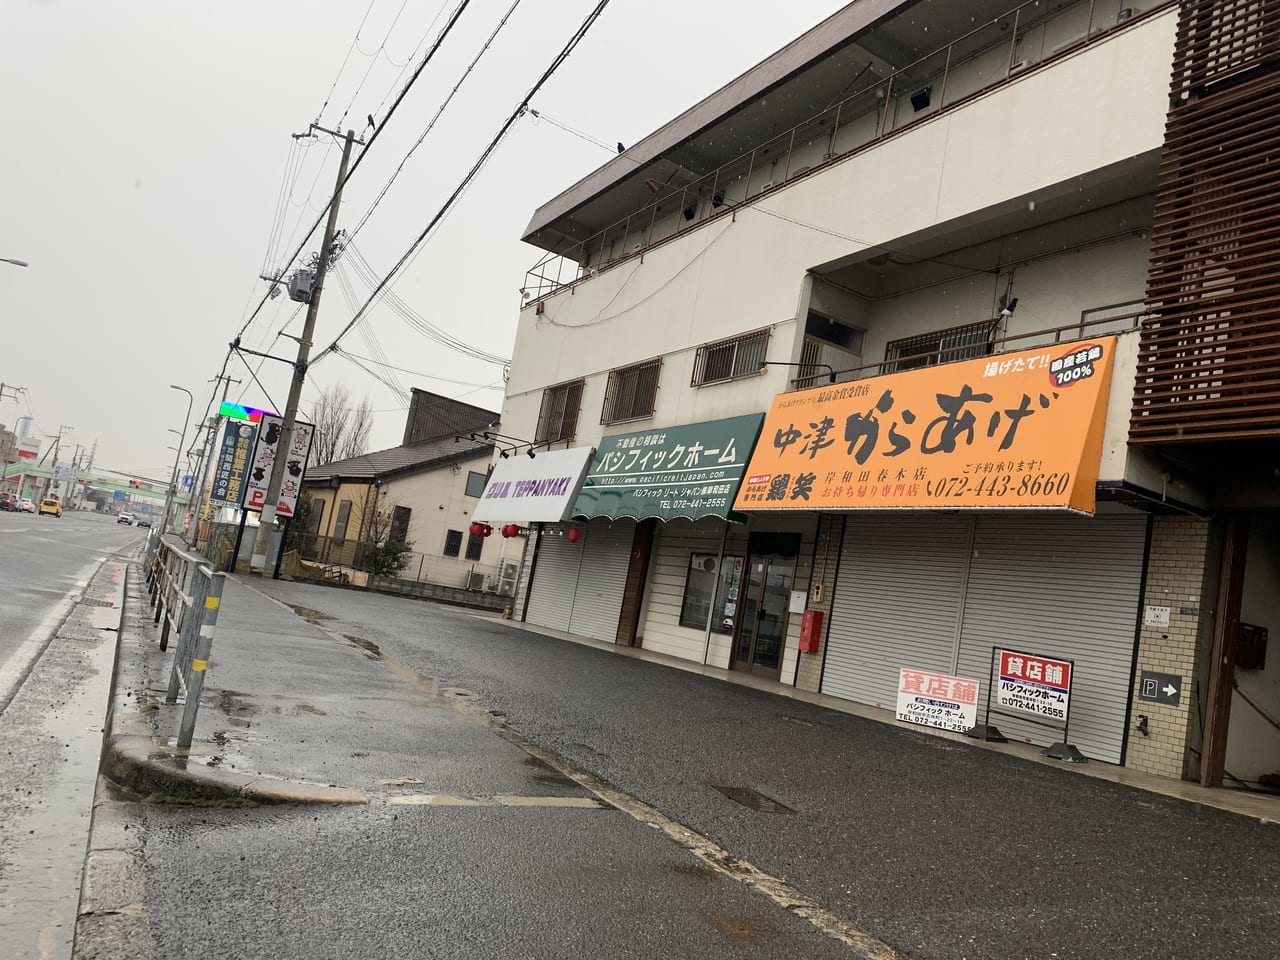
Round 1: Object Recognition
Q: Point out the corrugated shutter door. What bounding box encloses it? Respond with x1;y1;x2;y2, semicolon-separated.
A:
567;518;635;642
955;515;1147;764
525;525;582;631
822;516;972;709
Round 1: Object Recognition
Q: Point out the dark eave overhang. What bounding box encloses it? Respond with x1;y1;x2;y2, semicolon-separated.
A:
521;0;915;245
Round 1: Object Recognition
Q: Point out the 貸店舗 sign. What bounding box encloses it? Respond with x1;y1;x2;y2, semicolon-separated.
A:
471;446;595;523
734;338;1117;514
573;414;764;521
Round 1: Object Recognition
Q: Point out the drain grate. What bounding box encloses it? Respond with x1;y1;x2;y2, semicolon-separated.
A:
79;598;114;608
709;784;795;814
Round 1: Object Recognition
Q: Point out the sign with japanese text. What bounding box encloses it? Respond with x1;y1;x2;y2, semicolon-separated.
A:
573;414;764;521
996;649;1073;723
241;417;314;518
472;446;595;523
211;420;257;508
895;668;980;733
734;338;1117;513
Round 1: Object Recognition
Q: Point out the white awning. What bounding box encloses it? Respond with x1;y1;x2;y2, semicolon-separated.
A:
471;446;595;523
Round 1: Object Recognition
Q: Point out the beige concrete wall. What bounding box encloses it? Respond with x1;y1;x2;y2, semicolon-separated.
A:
795;514;844;693
1127;516;1212;779
503;10;1177;471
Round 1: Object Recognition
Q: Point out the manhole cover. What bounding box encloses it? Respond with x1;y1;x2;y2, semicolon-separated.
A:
79;599;114;608
709;784;795;814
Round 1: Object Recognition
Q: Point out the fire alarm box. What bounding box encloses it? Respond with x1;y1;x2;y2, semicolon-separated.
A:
798;609;823;653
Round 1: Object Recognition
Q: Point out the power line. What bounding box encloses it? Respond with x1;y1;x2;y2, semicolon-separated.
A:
341;241;508;364
314;0;615;365
336;0;414;128
316;0;379;123
329;349;506;389
232;0;477;344
347;0;528;245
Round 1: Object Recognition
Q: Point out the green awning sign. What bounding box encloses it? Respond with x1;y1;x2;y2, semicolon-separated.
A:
572;414;764;521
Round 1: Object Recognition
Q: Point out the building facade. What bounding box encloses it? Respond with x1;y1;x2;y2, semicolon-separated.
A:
484;0;1280;791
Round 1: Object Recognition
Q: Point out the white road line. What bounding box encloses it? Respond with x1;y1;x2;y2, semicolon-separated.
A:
0;558;104;715
495;726;909;960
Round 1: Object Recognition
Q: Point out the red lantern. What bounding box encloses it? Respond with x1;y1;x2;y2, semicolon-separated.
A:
468;521;485;537
566;527;582;544
482;523;493;537
501;523;519;538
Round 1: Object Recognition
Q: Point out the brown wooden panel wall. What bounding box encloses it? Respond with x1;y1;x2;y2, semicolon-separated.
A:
1132;0;1280;443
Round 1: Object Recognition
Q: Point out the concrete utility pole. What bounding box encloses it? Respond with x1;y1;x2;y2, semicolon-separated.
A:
0;383;26;483
250;128;355;572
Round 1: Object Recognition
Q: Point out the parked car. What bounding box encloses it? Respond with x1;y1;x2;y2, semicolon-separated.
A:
135;517;152;528
19;498;35;513
38;497;62;518
116;512;134;525
0;492;16;511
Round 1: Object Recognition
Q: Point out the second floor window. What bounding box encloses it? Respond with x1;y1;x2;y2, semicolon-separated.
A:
601;358;661;424
692;328;770;386
535;379;585;444
884;319;998;372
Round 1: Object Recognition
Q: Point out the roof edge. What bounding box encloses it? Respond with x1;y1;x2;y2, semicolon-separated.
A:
522;0;915;244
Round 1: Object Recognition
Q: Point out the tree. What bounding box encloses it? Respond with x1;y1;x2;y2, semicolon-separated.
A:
353;486;414;577
309;383;373;466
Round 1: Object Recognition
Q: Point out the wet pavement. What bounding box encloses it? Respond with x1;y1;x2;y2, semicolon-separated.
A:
0;514;133;960
71;559;1280;959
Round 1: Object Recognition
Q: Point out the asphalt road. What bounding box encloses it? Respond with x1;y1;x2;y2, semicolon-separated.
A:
0;509;138;696
242;580;1280;960
0;511;138;959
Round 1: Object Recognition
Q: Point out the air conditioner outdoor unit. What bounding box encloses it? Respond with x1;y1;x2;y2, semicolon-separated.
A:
465;571;487;591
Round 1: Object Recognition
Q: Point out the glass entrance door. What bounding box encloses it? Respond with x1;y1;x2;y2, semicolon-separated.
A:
733;556;795;678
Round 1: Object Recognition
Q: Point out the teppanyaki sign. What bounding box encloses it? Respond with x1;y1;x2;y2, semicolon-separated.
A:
734;338;1117;513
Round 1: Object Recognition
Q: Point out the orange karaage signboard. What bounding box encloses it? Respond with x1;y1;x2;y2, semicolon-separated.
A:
734;337;1117;514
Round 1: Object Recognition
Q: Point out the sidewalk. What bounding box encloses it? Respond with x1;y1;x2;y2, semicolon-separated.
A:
102;562;580;806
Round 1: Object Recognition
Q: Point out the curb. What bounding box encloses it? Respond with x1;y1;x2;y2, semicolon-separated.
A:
102;735;367;805
99;555;368;806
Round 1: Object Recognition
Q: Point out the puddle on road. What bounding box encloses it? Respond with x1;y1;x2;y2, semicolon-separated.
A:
706;912;774;944
287;604;336;623
342;635;382;660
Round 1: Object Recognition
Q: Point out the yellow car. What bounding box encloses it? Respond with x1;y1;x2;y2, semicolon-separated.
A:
38;497;62;518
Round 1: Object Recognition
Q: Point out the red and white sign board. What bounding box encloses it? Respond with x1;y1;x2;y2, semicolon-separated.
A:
17;438;39;460
895;668;980;733
996;650;1072;723
241;416;314;518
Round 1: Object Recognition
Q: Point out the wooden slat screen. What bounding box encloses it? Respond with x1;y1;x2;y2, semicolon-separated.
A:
1132;0;1280;443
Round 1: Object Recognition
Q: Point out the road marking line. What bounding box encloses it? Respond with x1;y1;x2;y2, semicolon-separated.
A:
495;726;909;960
384;794;603;808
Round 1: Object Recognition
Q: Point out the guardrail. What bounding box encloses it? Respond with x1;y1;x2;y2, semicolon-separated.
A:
144;533;227;748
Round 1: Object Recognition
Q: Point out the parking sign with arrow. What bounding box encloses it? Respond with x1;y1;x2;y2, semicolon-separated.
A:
1139;671;1182;706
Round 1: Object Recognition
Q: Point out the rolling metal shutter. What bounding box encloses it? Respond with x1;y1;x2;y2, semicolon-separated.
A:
567;518;635;642
955;515;1147;764
822;516;973;709
524;524;583;631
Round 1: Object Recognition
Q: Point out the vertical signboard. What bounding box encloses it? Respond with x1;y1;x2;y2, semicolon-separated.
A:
895;668;981;733
995;649;1073;723
240;417;315;518
211;421;257;508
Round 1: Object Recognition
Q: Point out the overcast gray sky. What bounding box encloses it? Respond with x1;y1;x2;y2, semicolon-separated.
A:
2;0;850;480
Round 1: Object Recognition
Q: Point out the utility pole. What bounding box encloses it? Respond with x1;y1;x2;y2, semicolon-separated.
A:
0;383;24;487
43;424;70;501
250;127;356;572
188;374;241;548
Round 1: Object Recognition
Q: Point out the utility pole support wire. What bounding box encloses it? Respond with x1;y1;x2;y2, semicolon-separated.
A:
250;129;356;573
